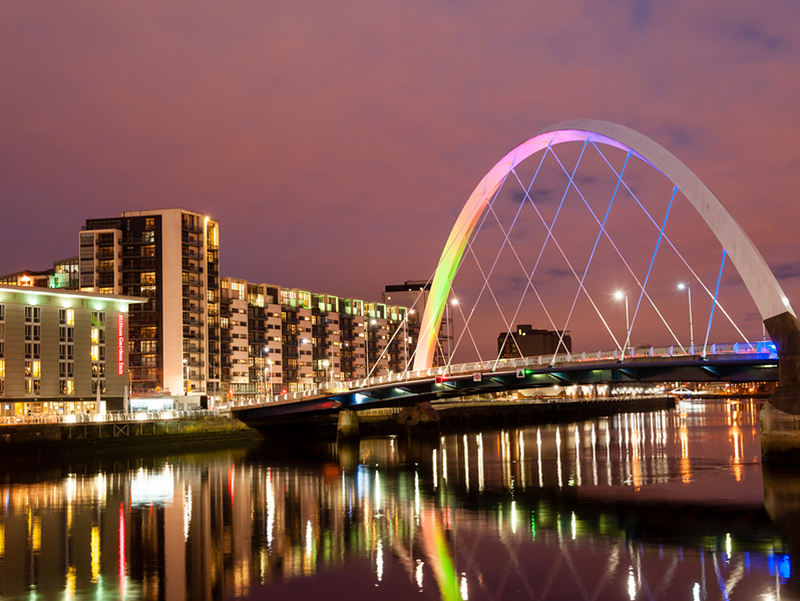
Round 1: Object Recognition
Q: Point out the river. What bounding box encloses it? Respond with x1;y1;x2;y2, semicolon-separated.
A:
0;397;796;600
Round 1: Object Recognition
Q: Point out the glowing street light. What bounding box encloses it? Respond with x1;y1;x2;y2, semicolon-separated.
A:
365;319;377;378
183;358;189;395
614;291;630;349
678;283;694;350
446;298;458;366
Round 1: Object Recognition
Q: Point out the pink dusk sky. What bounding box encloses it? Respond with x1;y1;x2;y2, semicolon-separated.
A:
1;1;799;355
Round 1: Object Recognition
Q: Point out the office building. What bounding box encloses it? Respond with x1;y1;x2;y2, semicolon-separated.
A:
497;324;572;359
80;209;221;398
0;284;143;415
383;280;450;366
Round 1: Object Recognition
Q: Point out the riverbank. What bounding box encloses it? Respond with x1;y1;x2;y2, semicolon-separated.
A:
0;396;677;456
254;395;678;442
0;415;262;459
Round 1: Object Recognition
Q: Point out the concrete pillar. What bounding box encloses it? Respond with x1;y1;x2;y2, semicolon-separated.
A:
337;409;360;440
763;464;800;599
396;402;440;431
761;311;800;459
337;440;360;471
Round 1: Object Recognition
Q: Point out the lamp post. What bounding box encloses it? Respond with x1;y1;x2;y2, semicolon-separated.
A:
183;358;189;395
678;283;694;350
614;291;630;350
265;359;272;398
322;359;330;385
446;298;458;366
365;318;376;378
261;347;270;398
404;310;414;371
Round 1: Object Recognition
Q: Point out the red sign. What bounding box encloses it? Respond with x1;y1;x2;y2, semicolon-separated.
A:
118;314;125;375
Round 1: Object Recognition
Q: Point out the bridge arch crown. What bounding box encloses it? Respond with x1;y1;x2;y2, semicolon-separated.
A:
413;119;793;372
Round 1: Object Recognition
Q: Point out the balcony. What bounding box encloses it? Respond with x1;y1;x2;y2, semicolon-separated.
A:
182;331;204;340
181;263;204;274
183;317;205;327
181;222;203;234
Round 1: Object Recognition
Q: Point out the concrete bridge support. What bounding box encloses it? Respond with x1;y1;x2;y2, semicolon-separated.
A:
337;409;360;441
762;312;800;459
397;402;440;431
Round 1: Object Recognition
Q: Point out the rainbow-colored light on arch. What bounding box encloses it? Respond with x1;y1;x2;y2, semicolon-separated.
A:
411;119;793;371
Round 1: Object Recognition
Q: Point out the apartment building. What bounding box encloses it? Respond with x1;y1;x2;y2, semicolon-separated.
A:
0;284;143;415
80;209;221;398
219;278;418;401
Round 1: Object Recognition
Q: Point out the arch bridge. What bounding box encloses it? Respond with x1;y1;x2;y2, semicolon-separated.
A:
237;120;800;454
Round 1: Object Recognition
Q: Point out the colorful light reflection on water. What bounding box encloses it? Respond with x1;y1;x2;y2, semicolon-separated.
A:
0;397;795;600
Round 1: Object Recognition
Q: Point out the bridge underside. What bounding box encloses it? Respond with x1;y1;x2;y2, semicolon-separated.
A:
236;354;776;429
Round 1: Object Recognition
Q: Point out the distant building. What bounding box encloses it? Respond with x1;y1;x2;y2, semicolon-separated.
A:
383;280;450;366
0;284;143;415
0;257;79;290
80;209;221;398
497;324;572;359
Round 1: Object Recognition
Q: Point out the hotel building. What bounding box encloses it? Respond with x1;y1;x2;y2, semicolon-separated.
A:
0;284;143;415
79;209;221;398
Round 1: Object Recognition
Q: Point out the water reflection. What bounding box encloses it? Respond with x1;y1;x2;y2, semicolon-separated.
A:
0;398;791;600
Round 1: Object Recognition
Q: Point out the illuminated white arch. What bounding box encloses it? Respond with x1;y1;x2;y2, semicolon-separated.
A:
413;119;794;371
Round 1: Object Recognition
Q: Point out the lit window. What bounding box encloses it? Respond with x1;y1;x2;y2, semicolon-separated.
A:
0;359;4;378
91;345;99;361
32;361;41;378
91;328;100;344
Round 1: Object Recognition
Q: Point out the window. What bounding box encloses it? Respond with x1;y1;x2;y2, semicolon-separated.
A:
0;359;4;378
91;345;99;361
145;217;155;231
141;272;156;285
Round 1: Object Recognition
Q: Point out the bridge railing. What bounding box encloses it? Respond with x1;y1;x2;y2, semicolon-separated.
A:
231;340;777;409
0;408;228;426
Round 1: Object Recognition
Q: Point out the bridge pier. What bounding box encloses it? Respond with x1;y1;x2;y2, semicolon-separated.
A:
762;312;800;459
337;409;360;440
397;402;440;431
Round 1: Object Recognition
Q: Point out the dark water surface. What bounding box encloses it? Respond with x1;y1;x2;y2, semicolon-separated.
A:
0;398;797;600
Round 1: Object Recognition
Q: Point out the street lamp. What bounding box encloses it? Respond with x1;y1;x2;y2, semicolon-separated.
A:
265;359;272;398
365;319;376;378
614;291;630;349
677;283;694;350
446;298;458;365
183;358;189;395
404;310;415;371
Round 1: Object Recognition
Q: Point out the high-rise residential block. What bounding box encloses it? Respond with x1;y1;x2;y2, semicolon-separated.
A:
80;209;221;398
